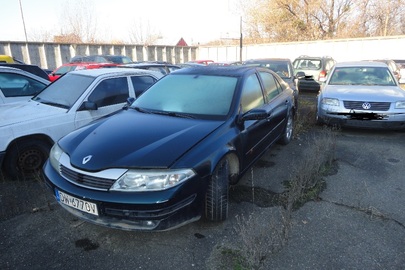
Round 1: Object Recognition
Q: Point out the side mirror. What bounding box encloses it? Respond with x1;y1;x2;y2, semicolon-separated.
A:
127;97;135;105
123;97;136;110
240;109;269;122
78;101;98;111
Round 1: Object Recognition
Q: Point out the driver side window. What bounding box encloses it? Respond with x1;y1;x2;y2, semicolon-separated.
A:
240;74;264;113
88;77;129;107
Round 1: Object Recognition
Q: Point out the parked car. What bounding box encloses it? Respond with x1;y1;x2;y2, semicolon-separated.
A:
48;62;119;82
293;55;336;92
0;68;162;178
0;66;50;104
316;61;405;129
70;55;133;64
0;55;25;64
121;62;181;75
366;59;401;82
0;63;51;81
209;61;242;66
185;60;214;65
43;65;297;231
393;59;405;84
243;58;298;92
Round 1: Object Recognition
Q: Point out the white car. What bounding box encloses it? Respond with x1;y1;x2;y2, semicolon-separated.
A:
0;68;162;178
0;66;50;104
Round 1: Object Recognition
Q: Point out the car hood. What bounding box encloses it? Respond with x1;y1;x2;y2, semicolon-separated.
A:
63;110;224;171
322;85;405;101
0;100;65;127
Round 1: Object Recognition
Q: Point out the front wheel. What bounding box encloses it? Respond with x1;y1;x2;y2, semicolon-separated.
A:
3;140;51;179
279;112;294;145
204;158;229;222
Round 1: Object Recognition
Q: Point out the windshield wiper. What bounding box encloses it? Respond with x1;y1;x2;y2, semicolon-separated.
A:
132;107;195;119
38;101;69;109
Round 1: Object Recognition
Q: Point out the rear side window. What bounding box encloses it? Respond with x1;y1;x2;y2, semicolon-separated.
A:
88;77;129;107
259;72;281;101
130;75;158;97
0;73;47;97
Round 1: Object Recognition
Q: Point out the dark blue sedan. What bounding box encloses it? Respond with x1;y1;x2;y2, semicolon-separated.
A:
43;66;297;231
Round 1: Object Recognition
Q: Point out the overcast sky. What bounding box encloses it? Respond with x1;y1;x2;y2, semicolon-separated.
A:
1;0;242;45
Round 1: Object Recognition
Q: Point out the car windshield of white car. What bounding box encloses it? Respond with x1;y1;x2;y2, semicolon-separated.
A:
32;73;94;108
328;67;396;86
131;74;237;119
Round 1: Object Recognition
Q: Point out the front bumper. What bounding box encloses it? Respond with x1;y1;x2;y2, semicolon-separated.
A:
43;160;205;231
317;107;405;129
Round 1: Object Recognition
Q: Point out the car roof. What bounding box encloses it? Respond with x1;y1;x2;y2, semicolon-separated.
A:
170;65;265;76
0;66;51;83
68;67;163;78
123;63;179;68
245;58;291;62
334;61;389;68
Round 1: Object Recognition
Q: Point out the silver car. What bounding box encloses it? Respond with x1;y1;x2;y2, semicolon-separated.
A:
317;61;405;129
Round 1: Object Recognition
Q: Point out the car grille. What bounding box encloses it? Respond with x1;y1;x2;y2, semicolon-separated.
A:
60;164;115;190
343;101;391;111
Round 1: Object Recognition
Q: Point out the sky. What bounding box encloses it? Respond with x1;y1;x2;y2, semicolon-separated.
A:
0;0;242;45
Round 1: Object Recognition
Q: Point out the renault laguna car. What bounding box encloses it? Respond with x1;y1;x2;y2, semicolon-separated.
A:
44;66;297;231
317;61;405;129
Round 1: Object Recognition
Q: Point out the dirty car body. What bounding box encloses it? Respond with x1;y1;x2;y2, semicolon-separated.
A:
317;61;405;129
43;66;297;231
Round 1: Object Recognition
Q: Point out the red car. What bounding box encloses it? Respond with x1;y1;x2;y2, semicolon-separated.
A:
48;62;119;82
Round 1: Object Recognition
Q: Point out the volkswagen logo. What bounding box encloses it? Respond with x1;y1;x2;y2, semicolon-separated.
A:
362;102;371;110
82;155;92;164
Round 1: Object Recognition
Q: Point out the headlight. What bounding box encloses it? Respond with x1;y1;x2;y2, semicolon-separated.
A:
395;101;405;109
321;98;339;106
49;143;64;171
110;169;196;192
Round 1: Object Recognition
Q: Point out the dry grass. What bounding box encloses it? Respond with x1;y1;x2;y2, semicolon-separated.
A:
219;119;339;269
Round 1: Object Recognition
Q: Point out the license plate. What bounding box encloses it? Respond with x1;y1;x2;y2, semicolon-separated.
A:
56;190;99;216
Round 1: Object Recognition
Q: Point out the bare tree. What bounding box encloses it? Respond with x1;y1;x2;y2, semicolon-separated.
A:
57;0;99;43
128;19;161;45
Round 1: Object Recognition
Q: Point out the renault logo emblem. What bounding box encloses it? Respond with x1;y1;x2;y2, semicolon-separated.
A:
362;102;371;110
82;155;92;164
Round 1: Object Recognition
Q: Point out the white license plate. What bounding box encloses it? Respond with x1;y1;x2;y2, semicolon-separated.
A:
56;190;99;216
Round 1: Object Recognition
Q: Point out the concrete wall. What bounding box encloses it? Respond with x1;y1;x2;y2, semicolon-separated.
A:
0;42;198;70
2;35;405;70
198;35;405;63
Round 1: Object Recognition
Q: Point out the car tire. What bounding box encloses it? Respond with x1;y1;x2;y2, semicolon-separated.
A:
3;139;51;179
205;158;229;222
279;112;294;145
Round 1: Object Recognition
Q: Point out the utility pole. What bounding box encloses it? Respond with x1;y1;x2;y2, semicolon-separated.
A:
19;0;28;42
239;16;243;62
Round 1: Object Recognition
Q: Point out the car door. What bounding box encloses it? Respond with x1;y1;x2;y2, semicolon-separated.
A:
239;72;274;169
74;76;131;128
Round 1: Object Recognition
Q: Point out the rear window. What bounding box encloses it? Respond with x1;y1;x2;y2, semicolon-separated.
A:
293;59;322;70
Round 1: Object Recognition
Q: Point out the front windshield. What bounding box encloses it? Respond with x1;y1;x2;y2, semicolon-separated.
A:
329;67;396;86
32;73;94;108
131;74;237;117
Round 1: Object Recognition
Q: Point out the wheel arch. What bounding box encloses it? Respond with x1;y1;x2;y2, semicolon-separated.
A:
6;133;54;153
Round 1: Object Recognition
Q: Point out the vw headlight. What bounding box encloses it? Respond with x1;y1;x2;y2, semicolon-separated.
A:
321;98;339;106
49;143;64;171
111;169;196;191
395;101;405;109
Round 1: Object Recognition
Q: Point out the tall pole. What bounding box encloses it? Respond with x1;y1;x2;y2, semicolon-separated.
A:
19;0;28;42
239;16;242;62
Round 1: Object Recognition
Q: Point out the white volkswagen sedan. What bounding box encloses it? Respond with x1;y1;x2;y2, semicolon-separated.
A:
0;68;162;179
317;61;405;130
